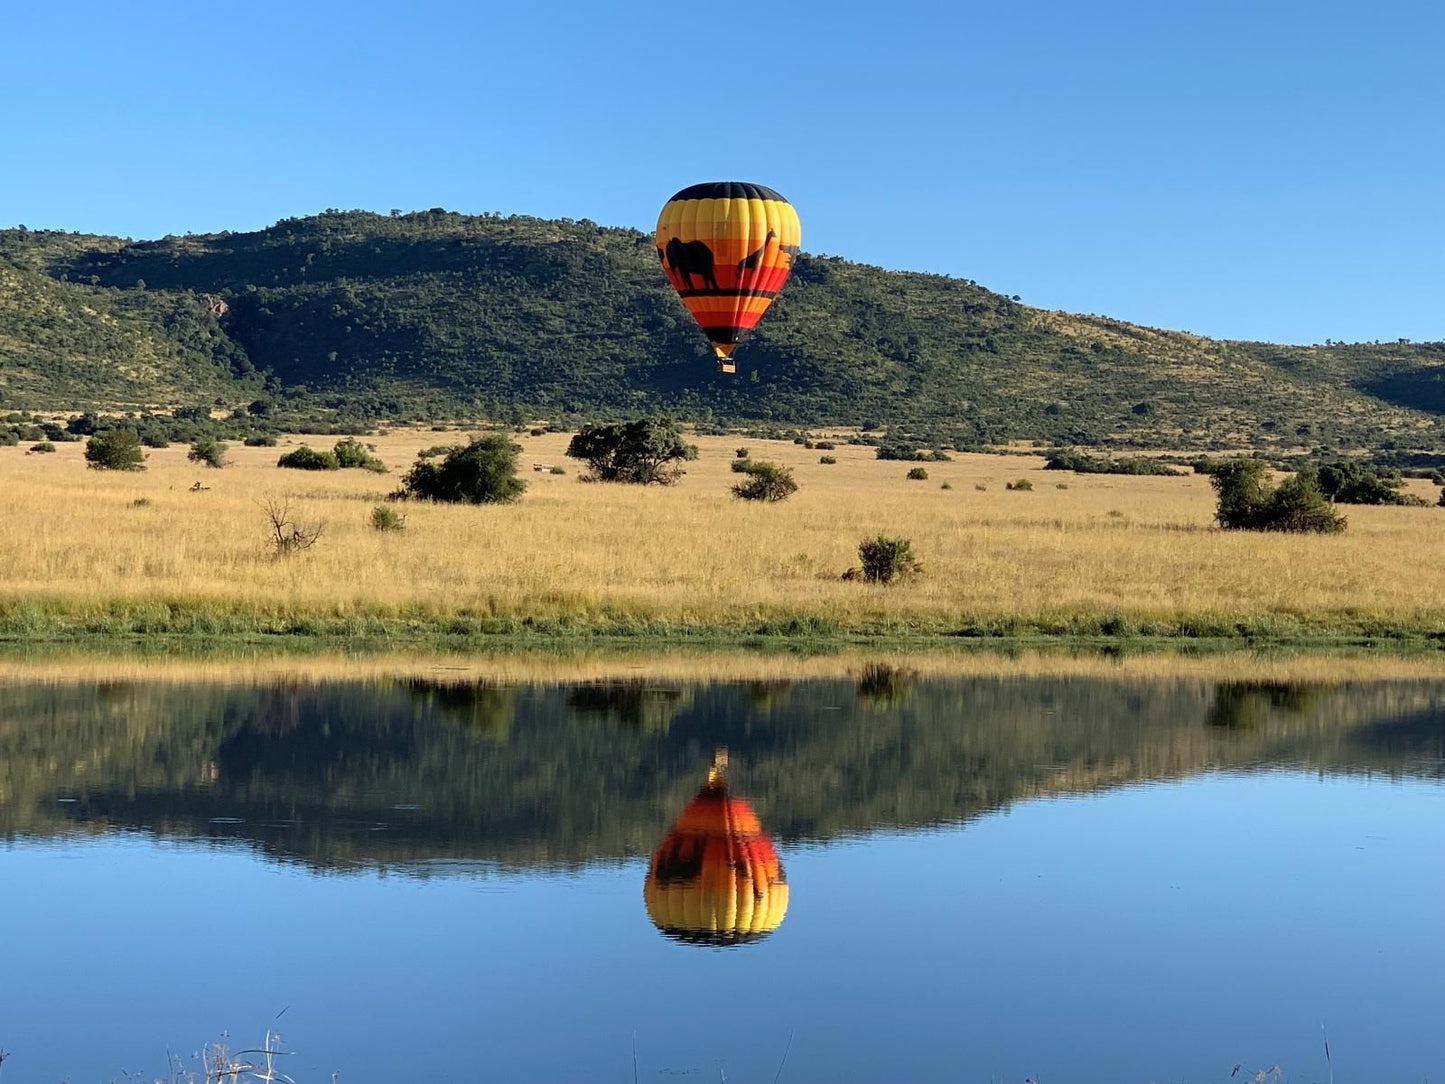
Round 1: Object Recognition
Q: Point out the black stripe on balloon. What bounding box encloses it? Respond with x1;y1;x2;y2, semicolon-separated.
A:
677;288;780;299
660;928;775;946
667;181;788;203
706;327;748;344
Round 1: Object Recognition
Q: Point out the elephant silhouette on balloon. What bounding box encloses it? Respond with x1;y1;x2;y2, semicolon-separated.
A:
661;237;719;291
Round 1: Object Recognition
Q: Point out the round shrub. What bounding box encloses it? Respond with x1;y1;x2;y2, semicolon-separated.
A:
334;437;387;472
906;467;929;481
819;455;837;465
278;445;340;471
395;435;525;504
370;504;407;531
732;461;798;502
857;534;923;585
29;441;56;454
85;429;146;471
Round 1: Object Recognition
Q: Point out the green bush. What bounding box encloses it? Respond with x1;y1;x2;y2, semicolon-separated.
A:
940;482;953;490
1317;461;1427;506
29;441;56;454
278;445;340;471
187;437;228;468
370;504;407;531
395;435;525;504
731;461;798;502
565;419;697;484
877;446;950;462
1006;478;1033;491
819;455;837;465
1210;460;1346;533
85;429;146;471
731;459;757;474
814;441;836;450
334;437;387;472
735;446;750;459
549;465;566;475
1045;450;1182;476
857;534;923;585
906;467;929;480
243;434;278;447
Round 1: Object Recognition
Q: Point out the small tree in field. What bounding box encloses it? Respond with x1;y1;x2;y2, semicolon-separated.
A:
395;435;525;504
188;437;228;468
85;429;146;471
857;534;923;585
731;461;798;502
565;419;698;484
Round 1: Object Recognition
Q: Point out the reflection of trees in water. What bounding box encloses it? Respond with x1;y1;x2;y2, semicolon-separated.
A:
1207;682;1321;730
566;682;692;732
4;676;1445;872
855;664;916;707
400;679;515;742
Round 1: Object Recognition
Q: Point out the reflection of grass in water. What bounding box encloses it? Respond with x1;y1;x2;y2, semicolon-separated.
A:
855;663;917;707
2;644;1444;688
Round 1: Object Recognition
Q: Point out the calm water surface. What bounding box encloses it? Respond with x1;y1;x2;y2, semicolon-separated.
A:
3;671;1444;1082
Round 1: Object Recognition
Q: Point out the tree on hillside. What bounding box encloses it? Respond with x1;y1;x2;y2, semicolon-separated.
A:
395;435;525;504
85;429;146;471
565;419;698;485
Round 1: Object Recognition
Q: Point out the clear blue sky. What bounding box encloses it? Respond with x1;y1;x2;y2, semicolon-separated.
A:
3;0;1441;344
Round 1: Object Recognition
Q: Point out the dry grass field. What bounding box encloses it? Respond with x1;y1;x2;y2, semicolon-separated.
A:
2;427;1444;641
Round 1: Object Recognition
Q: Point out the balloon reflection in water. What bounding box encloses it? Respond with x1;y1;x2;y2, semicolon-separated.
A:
644;750;788;946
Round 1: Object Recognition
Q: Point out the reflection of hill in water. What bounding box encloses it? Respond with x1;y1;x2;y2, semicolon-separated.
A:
2;675;1443;872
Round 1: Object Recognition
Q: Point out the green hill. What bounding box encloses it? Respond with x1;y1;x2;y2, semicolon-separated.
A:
3;209;1444;450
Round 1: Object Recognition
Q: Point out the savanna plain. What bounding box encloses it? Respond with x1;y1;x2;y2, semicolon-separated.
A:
4;427;1445;645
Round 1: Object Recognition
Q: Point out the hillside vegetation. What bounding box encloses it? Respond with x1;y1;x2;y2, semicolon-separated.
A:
3;210;1445;449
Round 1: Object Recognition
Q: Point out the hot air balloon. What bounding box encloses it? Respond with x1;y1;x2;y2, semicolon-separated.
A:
644;750;789;946
656;182;801;374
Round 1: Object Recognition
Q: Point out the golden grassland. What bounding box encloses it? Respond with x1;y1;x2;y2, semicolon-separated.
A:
3;427;1445;642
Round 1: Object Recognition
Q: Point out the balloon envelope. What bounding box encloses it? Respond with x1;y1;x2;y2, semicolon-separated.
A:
644;761;789;945
655;181;801;373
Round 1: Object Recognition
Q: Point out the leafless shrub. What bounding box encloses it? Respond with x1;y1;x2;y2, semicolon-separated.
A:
259;497;324;557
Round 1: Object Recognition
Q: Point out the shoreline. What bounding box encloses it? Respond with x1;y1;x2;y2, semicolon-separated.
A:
2;606;1444;647
5;624;1445;687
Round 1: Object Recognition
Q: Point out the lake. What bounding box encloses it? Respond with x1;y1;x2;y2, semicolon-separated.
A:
3;668;1444;1082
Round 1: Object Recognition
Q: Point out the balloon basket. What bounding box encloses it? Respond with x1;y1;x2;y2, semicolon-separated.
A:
716;360;736;374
